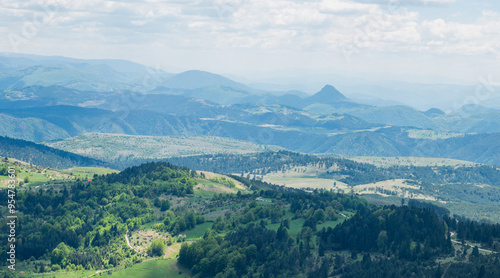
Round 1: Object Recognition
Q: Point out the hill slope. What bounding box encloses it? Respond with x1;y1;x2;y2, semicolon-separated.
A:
0;53;172;92
162;70;248;90
0;135;105;168
46;133;282;161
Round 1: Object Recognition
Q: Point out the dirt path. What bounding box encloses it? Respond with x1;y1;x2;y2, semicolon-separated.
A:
451;239;497;254
125;230;143;255
85;270;104;278
449;232;497;254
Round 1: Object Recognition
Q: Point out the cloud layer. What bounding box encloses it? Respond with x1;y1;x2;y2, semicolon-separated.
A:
0;0;499;81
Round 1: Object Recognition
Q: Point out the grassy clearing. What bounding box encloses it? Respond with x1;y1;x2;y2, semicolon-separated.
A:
317;218;347;231
197;171;249;191
266;211;352;237
350;156;478;167
0;159;119;188
406;129;464;140
262;165;349;191
263;174;344;190
111;259;190;278
0;160;73;188
65;166;119;175
129;229;172;254
266;218;305;237
46;133;281;161
19;269;97;278
195;179;237;195
184;222;213;240
355;179;437;201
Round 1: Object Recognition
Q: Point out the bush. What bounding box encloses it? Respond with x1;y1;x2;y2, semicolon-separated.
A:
147;239;165;257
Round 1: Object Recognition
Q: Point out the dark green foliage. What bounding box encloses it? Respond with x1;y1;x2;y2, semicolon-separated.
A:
444;254;500;278
160;200;171;211
93;161;195;197
163;151;500;186
407;199;451;218
338;258;437;278
0;161;197;269
455;219;500;251
179;224;301;278
0;135;105;168
319;205;454;260
147;239;165;257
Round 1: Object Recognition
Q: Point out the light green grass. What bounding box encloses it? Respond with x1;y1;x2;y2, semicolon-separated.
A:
19;269;97;278
184;222;213;240
193;187;216;197
0;160;118;188
317;218;346;231
46;133;281;161
267;211;351;238
66;167;119;175
0;161;60;188
140;220;163;229
350;156;478;167
111;259;190;278
266;218;305;237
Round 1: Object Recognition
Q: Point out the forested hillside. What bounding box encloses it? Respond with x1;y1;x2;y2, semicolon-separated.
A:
162;151;499;187
1;161;500;277
0;53;499;278
0;136;105;168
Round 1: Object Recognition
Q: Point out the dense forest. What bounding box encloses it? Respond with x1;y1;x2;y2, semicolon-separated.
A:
0;162;196;270
1;161;500;277
162;151;500;186
319;205;454;260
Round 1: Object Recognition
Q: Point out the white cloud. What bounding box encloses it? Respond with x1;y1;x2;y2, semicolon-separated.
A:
422;0;456;3
0;0;498;82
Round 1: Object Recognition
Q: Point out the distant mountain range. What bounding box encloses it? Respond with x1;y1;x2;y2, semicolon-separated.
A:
0;53;172;92
0;53;499;166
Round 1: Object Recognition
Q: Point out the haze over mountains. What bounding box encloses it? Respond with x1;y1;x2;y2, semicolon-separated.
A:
0;53;499;165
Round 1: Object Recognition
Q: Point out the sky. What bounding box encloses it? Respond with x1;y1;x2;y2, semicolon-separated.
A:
1;0;500;88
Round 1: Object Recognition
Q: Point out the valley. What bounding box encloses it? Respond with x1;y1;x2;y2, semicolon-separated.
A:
0;54;498;166
1;148;500;277
0;54;499;278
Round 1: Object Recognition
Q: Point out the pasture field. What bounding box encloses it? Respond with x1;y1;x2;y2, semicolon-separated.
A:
350;156;479;167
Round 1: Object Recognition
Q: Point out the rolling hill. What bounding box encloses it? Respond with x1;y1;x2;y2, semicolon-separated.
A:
46;133;282;161
0;53;172;92
0;104;499;165
0;53;499;167
0;135;105;168
161;70;249;90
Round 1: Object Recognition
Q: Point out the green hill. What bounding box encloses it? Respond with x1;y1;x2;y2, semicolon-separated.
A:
45;133;282;161
0;135;105;168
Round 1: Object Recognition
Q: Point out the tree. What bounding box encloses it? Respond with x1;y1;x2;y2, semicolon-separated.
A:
51;242;71;266
377;230;388;252
362;253;371;269
148;239;165;257
153;197;161;207
313;209;326;223
160;200;170;211
276;223;289;241
471;246;479;257
163;216;171;226
434;263;442;278
34;203;44;216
